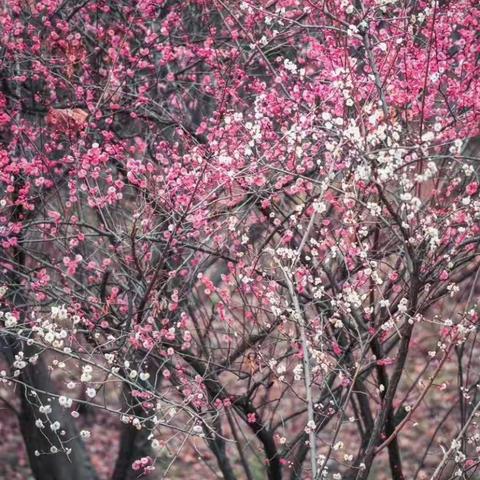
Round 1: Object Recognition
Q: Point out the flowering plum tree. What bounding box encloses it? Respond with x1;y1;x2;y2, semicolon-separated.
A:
0;0;479;479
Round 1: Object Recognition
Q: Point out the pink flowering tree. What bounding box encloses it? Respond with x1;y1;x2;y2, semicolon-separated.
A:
0;1;479;479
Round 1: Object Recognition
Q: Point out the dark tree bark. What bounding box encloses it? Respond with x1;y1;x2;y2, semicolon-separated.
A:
111;419;153;480
18;355;99;480
111;381;157;480
0;268;98;480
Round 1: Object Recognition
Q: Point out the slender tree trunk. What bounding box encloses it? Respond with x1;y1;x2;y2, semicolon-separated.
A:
111;383;156;480
111;420;154;480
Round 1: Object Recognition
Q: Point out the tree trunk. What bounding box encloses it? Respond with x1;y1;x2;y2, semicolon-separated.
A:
111;382;156;480
12;345;98;480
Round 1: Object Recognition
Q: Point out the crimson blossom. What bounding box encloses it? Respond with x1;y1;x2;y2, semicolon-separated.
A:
0;1;479;480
